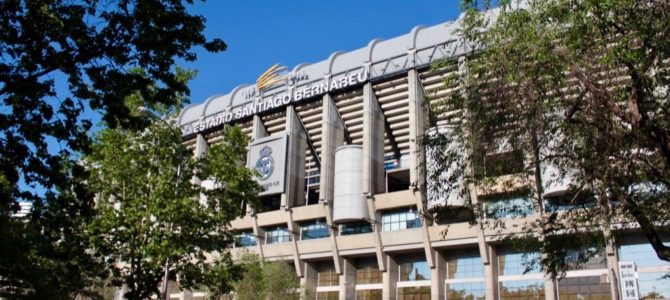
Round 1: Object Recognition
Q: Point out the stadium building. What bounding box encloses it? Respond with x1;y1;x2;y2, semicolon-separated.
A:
173;10;670;300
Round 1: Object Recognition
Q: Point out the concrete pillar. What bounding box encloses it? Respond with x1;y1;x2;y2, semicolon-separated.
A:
319;94;345;203
383;255;398;300
604;231;620;300
252;114;269;140
340;258;356;300
302;262;318;300
286;210;303;277
480;243;498;300
284;106;306;208
362;82;385;195
430;250;446;300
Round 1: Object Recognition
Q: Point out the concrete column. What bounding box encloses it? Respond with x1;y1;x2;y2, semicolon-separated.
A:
284;106;306;208
604;231;620;300
286;210;303;277
362;82;389;276
362;82;386;195
319;94;344;275
252;114;269;140
383;255;398;300
302;262;318;300
340;258;356;300
430;250;446;300
251;215;265;259
319;94;345;203
480;243;498;300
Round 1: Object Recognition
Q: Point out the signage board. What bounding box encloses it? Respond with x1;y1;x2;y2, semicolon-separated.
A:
248;135;288;196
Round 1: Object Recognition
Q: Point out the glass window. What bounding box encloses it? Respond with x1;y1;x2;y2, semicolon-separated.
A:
356;289;382;300
316;291;338;300
339;221;373;236
399;257;431;281
398;286;430;300
356;258;381;284
498;252;542;276
300;220;330;240
446;251;484;279
265;226;291;244
499;280;545;300
484;196;535;219
318;268;339;286
381;208;421;232
447;282;486;300
564;248;607;270
637;272;670;300
234;231;257;247
557;276;611;300
619;243;670;268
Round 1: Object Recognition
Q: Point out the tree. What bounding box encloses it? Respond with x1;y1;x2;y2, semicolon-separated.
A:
86;122;261;300
233;253;303;300
428;0;670;277
0;0;225;298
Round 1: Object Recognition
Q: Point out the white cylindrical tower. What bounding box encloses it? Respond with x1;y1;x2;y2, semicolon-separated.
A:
333;145;368;223
425;126;467;211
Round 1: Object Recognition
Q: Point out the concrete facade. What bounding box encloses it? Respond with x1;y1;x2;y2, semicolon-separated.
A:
170;10;670;300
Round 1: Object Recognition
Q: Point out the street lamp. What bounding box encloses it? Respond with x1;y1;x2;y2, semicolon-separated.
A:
136;106;180;300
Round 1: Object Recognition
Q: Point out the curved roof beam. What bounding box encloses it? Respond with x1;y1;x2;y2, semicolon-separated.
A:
366;38;383;62
326;51;345;75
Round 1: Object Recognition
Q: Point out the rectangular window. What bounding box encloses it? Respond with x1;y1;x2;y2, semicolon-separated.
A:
619;243;670;268
356;289;382;300
339;221;373;236
447;251;485;279
397;286;430;300
316;291;338;300
446;282;486;300
483;196;535;219
300;220;330;240
318;266;339;287
381;208;421;232
265;226;291;244
499;280;545;300
398;256;431;281
498;252;542;276
557;276;611;300
637;272;670;299
355;258;382;284
234;230;257;247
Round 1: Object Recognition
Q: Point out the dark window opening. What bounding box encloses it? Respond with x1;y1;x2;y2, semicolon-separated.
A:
339;221;373;236
387;168;410;193
306;186;320;205
474;150;524;177
434;207;475;225
259;194;281;211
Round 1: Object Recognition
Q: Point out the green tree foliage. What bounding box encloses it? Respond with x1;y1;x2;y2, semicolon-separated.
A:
233;253;303;300
87;124;261;300
0;0;225;297
429;0;670;277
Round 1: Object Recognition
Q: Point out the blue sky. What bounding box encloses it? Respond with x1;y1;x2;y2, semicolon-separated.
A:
181;1;462;106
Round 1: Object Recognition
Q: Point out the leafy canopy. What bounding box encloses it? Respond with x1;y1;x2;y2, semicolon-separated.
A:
428;0;670;277
0;0;225;298
87;123;261;300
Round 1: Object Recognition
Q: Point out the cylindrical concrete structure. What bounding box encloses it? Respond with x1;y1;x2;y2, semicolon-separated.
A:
333;145;368;223
425;126;467;211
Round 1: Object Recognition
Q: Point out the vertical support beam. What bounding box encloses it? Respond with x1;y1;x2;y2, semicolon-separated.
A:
319;94;345;275
430;250;446;300
301;262;318;300
604;229;620;300
383;255;398;300
363;82;386;195
320;94;345;203
409;69;436;269
284;106;306;208
286;210;303;277
482;243;498;300
251;116;267;258
363;82;387;274
340;258;356;300
252;115;269;140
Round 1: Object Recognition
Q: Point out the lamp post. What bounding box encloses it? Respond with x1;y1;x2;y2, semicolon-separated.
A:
136;106;180;300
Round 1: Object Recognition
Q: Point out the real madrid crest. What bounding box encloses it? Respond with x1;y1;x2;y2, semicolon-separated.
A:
255;146;274;180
